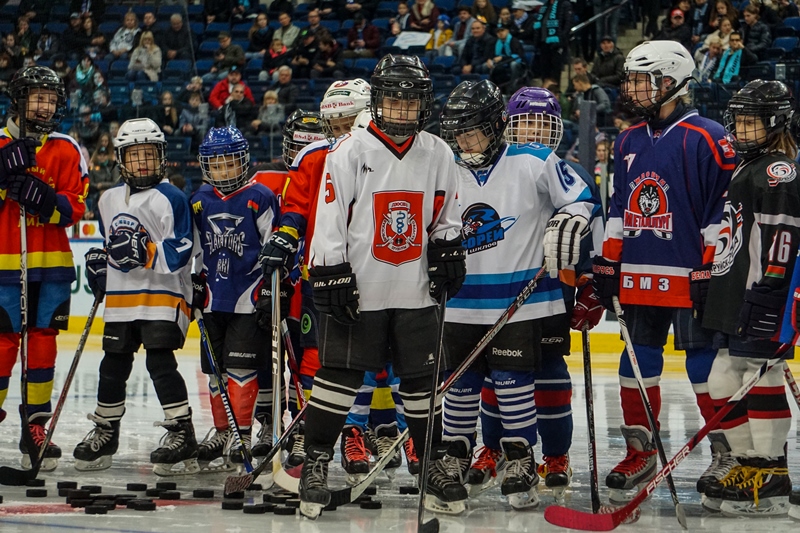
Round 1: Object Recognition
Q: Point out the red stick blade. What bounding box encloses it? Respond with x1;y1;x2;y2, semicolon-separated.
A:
544;505;618;531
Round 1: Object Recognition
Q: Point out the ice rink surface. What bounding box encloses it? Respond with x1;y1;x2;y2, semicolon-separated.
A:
0;334;799;533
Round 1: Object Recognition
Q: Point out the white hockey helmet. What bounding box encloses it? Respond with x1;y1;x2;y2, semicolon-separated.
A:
353;109;372;130
319;78;371;141
623;40;695;118
114;118;167;189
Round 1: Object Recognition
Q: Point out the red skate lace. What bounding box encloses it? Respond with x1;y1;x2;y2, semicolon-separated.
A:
539;454;569;476
344;428;370;462
30;424;54;447
471;446;502;477
612;447;656;476
403;437;418;463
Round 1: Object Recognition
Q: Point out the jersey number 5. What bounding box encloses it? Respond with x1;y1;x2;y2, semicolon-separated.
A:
324;173;336;204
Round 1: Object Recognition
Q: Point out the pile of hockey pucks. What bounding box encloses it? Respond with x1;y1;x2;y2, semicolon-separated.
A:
25;478;47;498
237;490;300;515
61;484;151;513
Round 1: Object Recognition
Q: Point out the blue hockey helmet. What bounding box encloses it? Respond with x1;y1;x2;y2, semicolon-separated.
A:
198;126;250;193
505;86;564;151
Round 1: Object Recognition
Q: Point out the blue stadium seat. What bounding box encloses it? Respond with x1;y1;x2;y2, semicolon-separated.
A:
372;18;391;31
99;21;119;39
190;22;205;38
246;58;264;76
164;60;193;80
232;22;252;38
785;17;800;34
352;58;379;76
167;137;193;155
195;59;215;73
106;5;130;19
320;20;341;33
197;40;220;58
772;36;798;52
158;5;184;21
377;2;400;18
438;0;457;10
433;55;455;70
187;5;205;22
109;60;130;79
45;22;68;35
204;22;232;41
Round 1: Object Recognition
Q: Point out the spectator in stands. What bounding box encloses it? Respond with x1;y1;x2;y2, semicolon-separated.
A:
270;65;299;112
232;0;260;23
427;15;454;56
80;16;108;60
741;4;771;59
776;0;800;19
264;38;292;80
275;12;301;50
2;33;23;69
162;14;192;63
310;32;345;79
108;121;120;139
248;13;275;59
96;131;115;163
150;91;182;136
312;0;337;20
15;17;36;57
689;0;713;46
392;2;412;31
203;31;246;82
442;6;475;58
109;11;141;60
209;66;256;110
51;54;71;81
34;28;62;62
344;13;381;58
490;23;524;93
69;0;106;21
77;103;101;150
712;30;758;83
534;0;573;87
593;0;621;46
179;92;209;149
654;8;693;51
458;17;496;75
67;54;98;103
509;3;535;44
409;0;441;32
749;0;782;30
675;0;692;17
696;36;723;82
62;13;85;61
205;0;232;24
169;173;187;196
0;53;15;90
88;145;116;206
591;35;624;88
307;9;324;34
595;138;612;196
18;0;47;24
178;76;208;104
569;73;611;121
498;6;512;27
566;57;599;96
708;0;739;32
472;0;497;26
140;11;160;43
337;0;378;20
215;83;257;128
697;15;733;59
126;31;162;82
250;90;285;135
291;28;320;79
93;89;118;123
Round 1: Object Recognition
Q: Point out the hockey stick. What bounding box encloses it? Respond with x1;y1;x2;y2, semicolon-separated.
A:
269;270;284;489
282;318;306;403
581;326;601;514
611;297;686;529
544;345;792;531
782;363;800;412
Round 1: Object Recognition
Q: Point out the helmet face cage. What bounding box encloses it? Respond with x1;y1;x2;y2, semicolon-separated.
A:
441;119;504;169
724;104;791;160
10;67;67;134
118;142;167;189
506;112;564;151
370;56;433;137
622;41;694;119
199;149;251;193
281;110;326;167
320;79;371;142
322;114;358;142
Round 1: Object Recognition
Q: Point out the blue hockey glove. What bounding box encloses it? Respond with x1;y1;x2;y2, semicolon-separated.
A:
84;248;107;300
108;231;151;272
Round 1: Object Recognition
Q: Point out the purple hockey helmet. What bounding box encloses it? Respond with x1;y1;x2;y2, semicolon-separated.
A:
505;86;564;151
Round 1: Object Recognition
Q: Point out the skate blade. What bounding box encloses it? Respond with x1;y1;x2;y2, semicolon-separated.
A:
424;494;466;515
467;475;501;497
789;504;800;520
21;456;58;472
346;472;368;486
551;485;568;505
608;484;653;506
701;494;722;512
198;459;236;474
153;458;201;477
300;501;324;520
507;489;540;510
383;467;397;481
720;497;790;517
74;456;112;472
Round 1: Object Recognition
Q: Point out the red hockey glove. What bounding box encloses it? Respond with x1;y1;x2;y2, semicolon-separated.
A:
571;283;604;331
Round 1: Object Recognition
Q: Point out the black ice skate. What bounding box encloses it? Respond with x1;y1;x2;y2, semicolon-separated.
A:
500;438;540;510
20;420;61;472
538;454;572;503
466;446;506;496
403;436;419;476
374;424;403;480
703;460;748;512
340;425;371;485
605;425;657;504
151;415;200;476
299;445;333;520
424;439;470;515
697;431;737;494
285;423;306;468
73;414;120;472
251;414;273;458
197;427;234;473
229;431;252;468
719;457;792;517
789;487;800;520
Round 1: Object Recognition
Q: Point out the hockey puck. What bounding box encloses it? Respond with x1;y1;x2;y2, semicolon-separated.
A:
269;494;290;504
145;488;165;497
221;499;245;510
193;489;214;499
226;491;245;499
360;500;382;510
67;489;91;501
93;499;117;510
114;494;137;503
81;485;102;494
126;499;151;509
273;506;296;515
26;489;47;498
159;491;181;500
127;483;148;492
354;495;371;504
71;498;94;508
275;490;297;497
156;481;177;491
0;495;3;504
285;498;301;508
363;486;377;496
399;486;419;495
57;481;78;490
58;488;72;497
26;478;45;487
134;501;157;511
243;503;268;514
246;483;263;491
85;505;108;515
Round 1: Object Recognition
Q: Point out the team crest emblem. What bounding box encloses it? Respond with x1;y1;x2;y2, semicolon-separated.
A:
766;161;796;187
623;173;673;240
372;191;423;266
462;203;517;254
712;201;744;276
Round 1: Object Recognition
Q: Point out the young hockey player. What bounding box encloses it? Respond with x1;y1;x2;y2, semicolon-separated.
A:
0;66;88;471
297;55;465;519
73;118;198;476
437;80;599;511
191;126;281;472
591;40;737;503
700;80;798;517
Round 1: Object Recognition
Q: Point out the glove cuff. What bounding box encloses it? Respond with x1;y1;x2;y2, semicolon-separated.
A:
309;262;352;278
745;287;788;308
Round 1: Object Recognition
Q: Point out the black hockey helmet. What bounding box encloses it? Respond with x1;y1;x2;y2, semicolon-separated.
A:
440;80;507;170
370;54;433;137
724;79;794;160
282;109;326;167
9;66;67;134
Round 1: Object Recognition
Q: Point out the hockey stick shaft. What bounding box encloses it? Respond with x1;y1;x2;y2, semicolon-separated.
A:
270;271;282;448
582;326;601;514
783;362;800;411
611;296;686;528
281;318;306;405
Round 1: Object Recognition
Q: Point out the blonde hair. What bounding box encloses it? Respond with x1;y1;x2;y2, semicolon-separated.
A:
138;31;156;50
262;90;279;106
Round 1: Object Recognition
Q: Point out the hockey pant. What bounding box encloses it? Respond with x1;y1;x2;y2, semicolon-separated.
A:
344;364;407;432
0;328;58;423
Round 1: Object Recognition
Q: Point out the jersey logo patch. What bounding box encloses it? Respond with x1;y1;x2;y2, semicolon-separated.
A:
718;138;735;159
624;173;673;240
461;202;518;254
767;161;797;187
372;191;423;266
712;201;744;276
205;213;246;279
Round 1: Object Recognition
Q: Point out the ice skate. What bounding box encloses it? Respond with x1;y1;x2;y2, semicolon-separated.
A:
251;415;273;458
605;425;657;504
73;414;119;472
20;421;61;472
197;427;234;473
151;415;200;476
719;457;791;517
466;446;505;496
286;424;306;468
340;425;371;485
229;431;253;470
538;454;571;503
424;442;469;515
789;488;800;520
697;431;737;494
703;461;748;511
374;424;403;480
404;436;420;476
299;445;333;520
500;438;539;510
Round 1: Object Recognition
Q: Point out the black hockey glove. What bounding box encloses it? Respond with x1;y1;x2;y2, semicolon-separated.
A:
191;273;207;315
259;229;299;277
689;263;713;320
7;174;57;218
427;237;466;300
737;284;789;339
0;138;37;188
255;280;294;330
84;248;107;300
309;263;360;325
108;231;151;272
591;256;621;310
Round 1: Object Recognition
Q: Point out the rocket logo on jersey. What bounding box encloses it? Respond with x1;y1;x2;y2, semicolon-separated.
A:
372;190;423;266
108;213;149;270
623;172;673;240
205;212;246;279
712;201;744;276
461;202;518;254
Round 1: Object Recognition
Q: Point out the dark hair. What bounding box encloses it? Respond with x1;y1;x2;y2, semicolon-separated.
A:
729;30;742;39
572;57;589;68
573;73;590;85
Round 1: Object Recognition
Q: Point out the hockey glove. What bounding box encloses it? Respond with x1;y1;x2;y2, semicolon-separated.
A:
0;138;37;188
309;263;360;325
543;213;589;278
737;284;788;339
571;283;604;330
255;280;295;329
591;256;621;310
427;237;466;300
689;263;713;320
259;229;299;277
108;231;151;272
7;174;57;218
84;248;108;300
191;273;208;315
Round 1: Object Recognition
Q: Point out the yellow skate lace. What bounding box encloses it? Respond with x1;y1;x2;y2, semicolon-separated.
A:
734;467;789;506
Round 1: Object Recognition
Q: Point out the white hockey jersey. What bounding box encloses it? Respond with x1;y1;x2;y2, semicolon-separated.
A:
310;124;462;311
98;180;194;333
447;143;600;325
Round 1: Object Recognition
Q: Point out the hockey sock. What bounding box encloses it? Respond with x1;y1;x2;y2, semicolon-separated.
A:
386;364;408;431
491;369;538;445
533;354;573;457
745;358;791;458
442;369;483;448
25;327;58;422
369;369;399;429
708;350;753;454
399;374;442;463
96;351;135;422
345;371;376;430
228;368;258;431
618;344;663;430
208;374;229;430
0;332;20;411
304;367;362;451
255;368;272;420
480;378;503;450
686;346;717;424
146;349;190;421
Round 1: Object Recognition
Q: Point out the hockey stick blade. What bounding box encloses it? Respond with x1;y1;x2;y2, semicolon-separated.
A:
419;518;440;533
544;350;789;531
